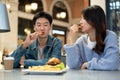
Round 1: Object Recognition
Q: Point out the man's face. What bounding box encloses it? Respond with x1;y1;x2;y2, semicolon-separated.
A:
34;18;51;38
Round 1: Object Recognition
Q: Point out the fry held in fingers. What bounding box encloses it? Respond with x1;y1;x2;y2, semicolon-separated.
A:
69;24;81;32
36;32;42;35
36;31;46;36
29;32;38;40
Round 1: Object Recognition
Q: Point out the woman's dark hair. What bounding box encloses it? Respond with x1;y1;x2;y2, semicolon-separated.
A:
81;5;107;54
32;11;53;25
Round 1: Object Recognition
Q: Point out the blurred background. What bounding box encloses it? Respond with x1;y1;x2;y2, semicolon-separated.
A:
0;0;120;63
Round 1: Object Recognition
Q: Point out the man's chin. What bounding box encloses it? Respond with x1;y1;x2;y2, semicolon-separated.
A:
38;35;47;39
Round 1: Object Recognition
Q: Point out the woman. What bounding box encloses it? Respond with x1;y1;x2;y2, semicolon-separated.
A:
64;5;120;70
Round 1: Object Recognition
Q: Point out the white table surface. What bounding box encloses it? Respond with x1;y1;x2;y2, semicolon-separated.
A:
0;64;120;80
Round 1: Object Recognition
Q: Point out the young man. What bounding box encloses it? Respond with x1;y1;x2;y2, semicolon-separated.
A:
11;11;62;68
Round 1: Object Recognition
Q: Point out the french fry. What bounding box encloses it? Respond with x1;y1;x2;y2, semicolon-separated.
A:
28;65;61;71
36;32;42;35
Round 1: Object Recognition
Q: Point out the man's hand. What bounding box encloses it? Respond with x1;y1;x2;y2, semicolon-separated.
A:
22;32;38;48
19;56;25;65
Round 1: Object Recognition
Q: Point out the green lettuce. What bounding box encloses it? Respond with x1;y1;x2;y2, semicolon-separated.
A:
55;62;65;69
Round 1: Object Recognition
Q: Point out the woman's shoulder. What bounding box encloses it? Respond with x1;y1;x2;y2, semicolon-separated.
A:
105;30;118;41
106;30;117;38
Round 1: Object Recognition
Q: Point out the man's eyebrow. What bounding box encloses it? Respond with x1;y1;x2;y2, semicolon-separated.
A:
36;22;49;24
43;22;49;24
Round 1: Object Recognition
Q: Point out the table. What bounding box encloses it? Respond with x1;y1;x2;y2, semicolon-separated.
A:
0;67;120;80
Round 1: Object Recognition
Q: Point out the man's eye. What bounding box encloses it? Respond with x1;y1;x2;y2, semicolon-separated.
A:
44;24;48;26
37;25;41;26
43;23;49;26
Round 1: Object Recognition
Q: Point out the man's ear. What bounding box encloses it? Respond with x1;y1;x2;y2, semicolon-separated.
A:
33;25;36;31
50;25;52;30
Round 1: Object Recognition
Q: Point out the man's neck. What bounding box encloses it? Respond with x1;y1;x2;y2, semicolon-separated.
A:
38;37;48;48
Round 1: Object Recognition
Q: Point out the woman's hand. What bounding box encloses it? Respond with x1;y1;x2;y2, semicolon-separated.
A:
69;24;80;33
81;62;88;69
67;24;81;46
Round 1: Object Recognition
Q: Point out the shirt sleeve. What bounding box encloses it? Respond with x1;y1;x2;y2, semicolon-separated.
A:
64;35;87;69
64;44;83;69
10;45;27;68
24;59;48;68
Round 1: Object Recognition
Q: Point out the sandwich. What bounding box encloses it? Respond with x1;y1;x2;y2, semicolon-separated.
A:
46;57;61;66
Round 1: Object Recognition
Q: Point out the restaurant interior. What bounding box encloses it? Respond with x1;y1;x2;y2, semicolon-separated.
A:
0;0;120;80
0;0;91;62
0;0;119;60
0;0;120;63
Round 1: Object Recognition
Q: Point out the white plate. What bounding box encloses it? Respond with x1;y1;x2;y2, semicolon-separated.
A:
22;68;68;75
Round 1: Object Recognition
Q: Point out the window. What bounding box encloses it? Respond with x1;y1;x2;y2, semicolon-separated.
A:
52;1;69;22
18;0;44;45
106;0;120;34
106;0;120;53
19;0;43;14
52;25;67;45
52;1;69;46
18;18;33;41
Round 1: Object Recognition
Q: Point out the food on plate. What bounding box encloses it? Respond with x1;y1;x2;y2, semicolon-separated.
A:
28;65;61;71
28;59;65;71
46;57;61;66
55;62;65;69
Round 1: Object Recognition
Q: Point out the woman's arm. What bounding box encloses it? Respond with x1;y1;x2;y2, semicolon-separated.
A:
64;44;83;69
87;31;120;70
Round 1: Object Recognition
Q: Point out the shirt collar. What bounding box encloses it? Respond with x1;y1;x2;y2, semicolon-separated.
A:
31;35;53;49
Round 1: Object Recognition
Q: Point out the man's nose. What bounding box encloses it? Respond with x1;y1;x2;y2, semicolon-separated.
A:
40;26;44;30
